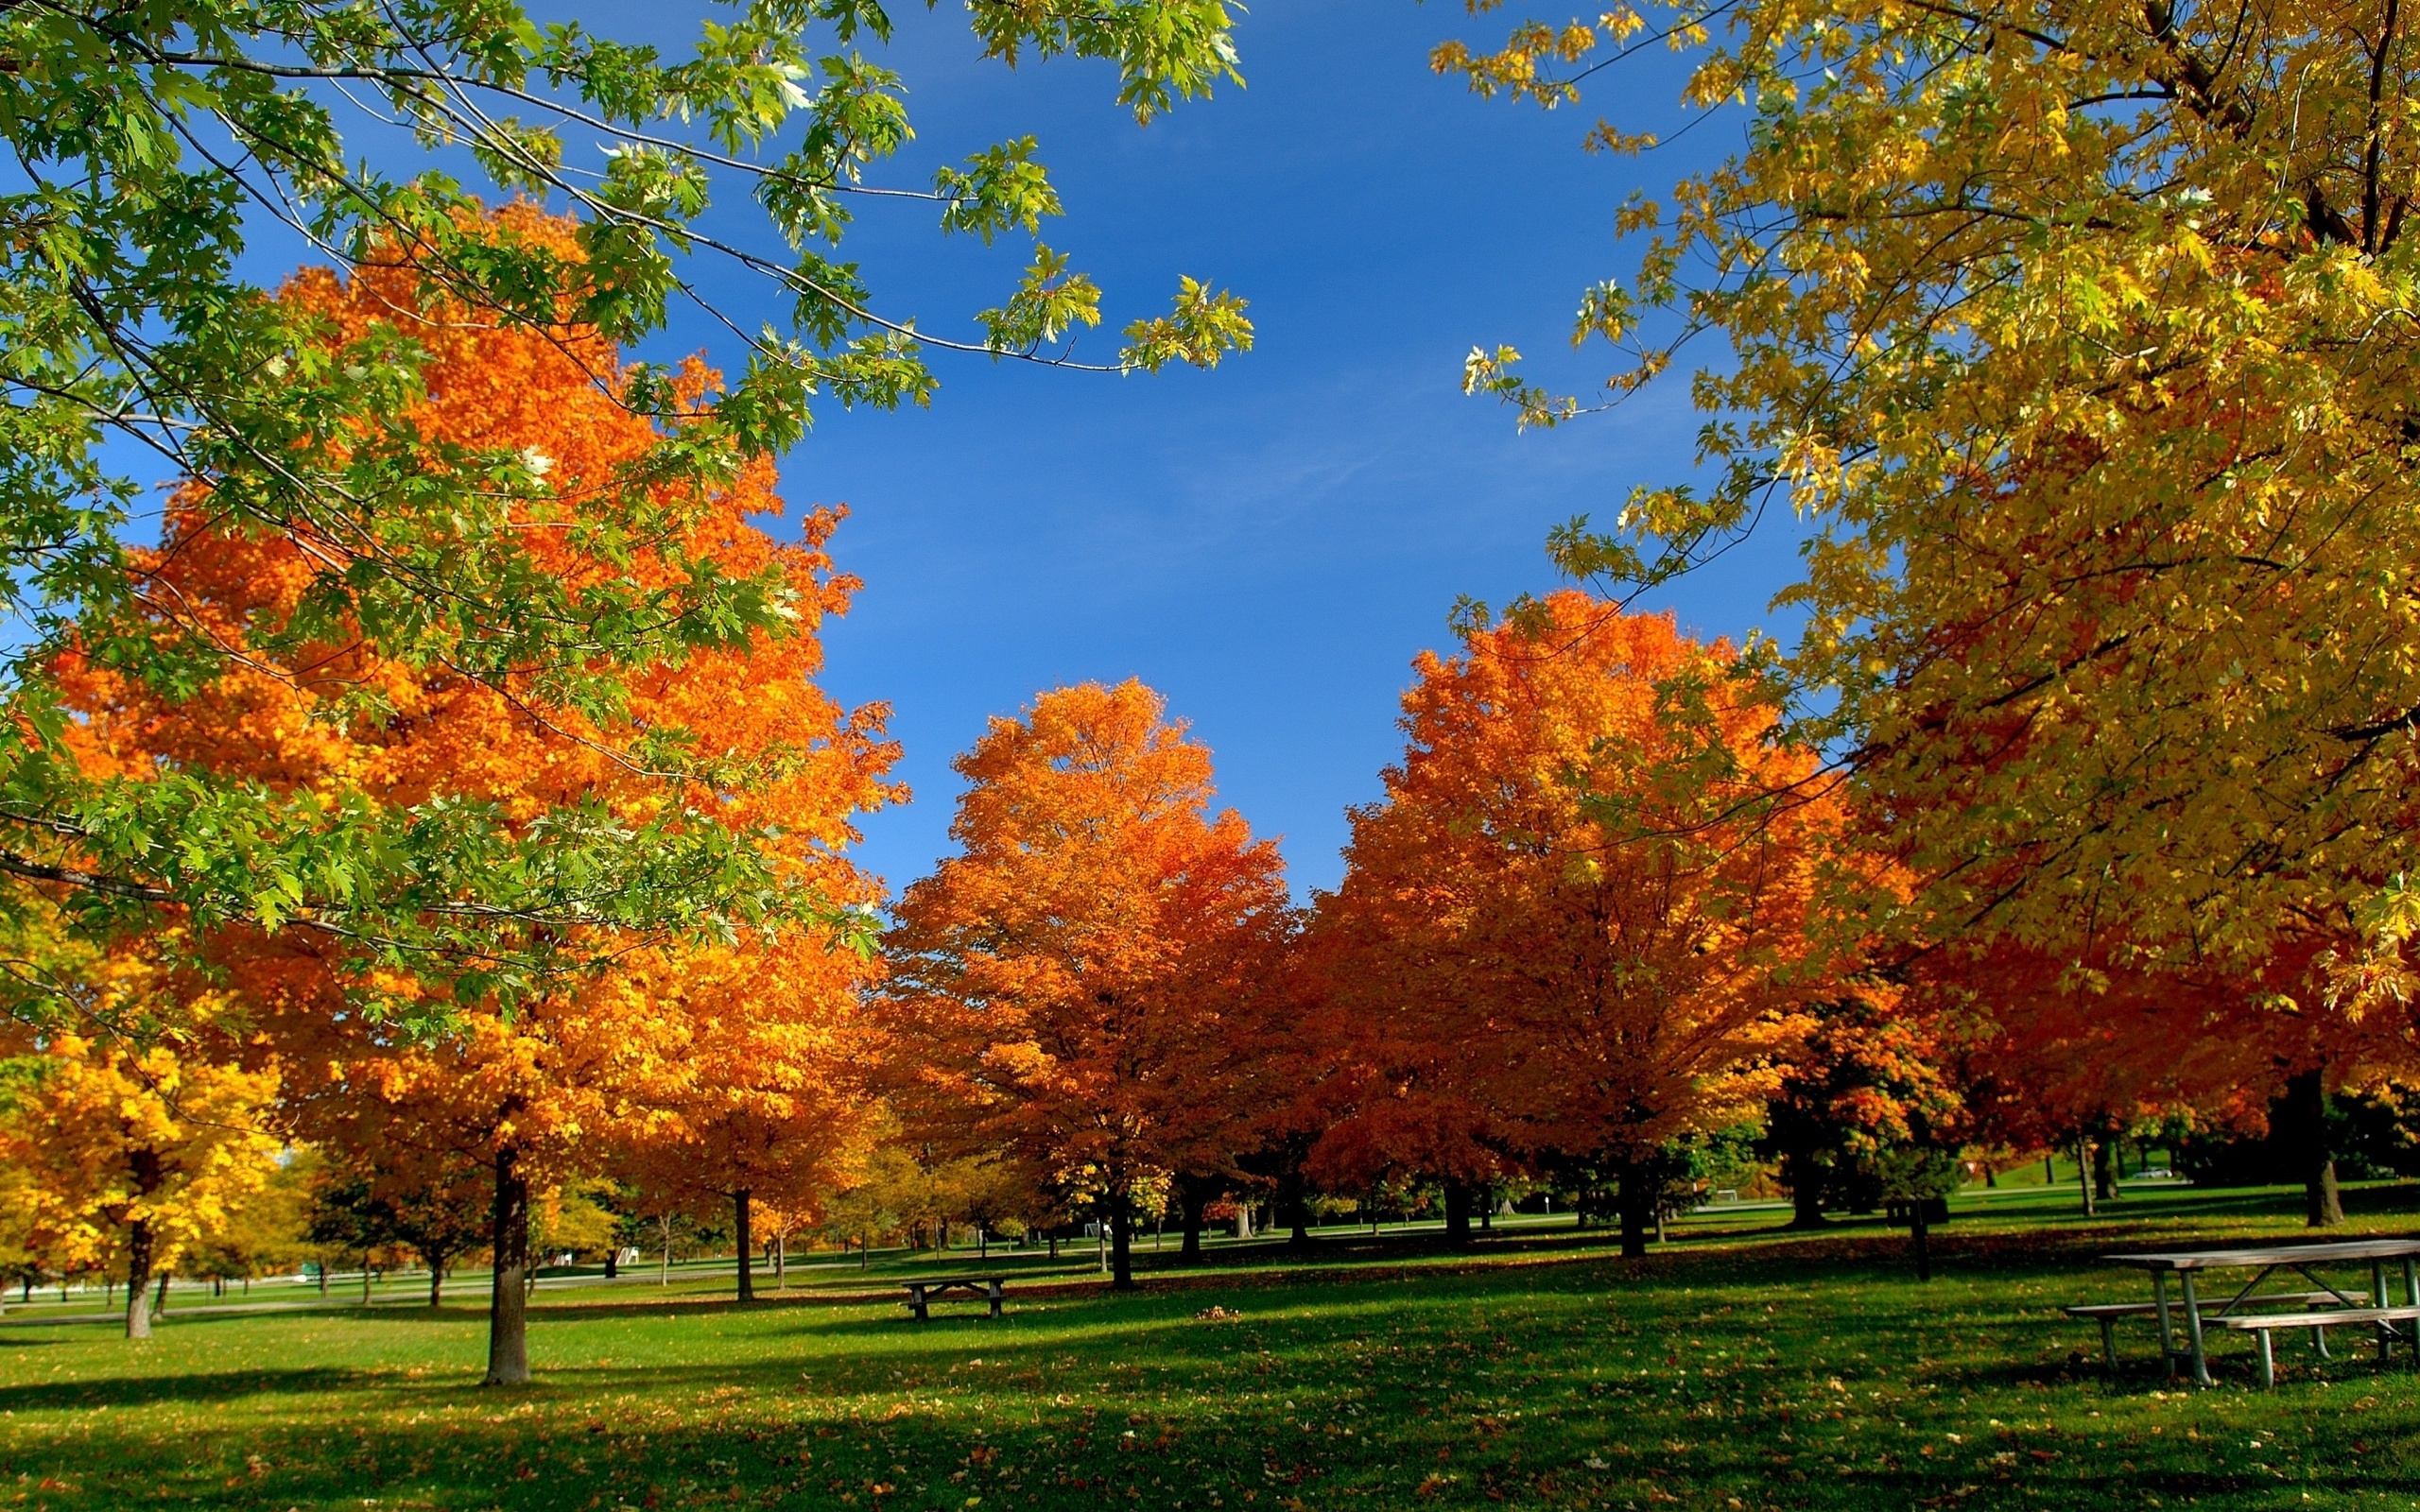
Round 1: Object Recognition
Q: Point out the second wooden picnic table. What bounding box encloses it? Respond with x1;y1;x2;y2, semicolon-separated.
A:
2104;1237;2420;1385
901;1276;1006;1321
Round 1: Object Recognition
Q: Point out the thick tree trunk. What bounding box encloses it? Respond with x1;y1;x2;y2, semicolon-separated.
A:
1616;1163;1653;1260
734;1191;754;1302
1276;1168;1316;1253
427;1251;447;1309
1109;1192;1135;1291
1443;1179;1475;1246
1178;1181;1207;1263
123;1143;167;1340
1783;1153;1826;1228
125;1216;155;1338
603;1247;618;1280
2281;1069;2346;1227
2075;1133;2097;1217
484;1143;532;1386
2092;1126;2120;1202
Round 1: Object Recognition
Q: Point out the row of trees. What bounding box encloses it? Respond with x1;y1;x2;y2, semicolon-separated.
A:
4;387;2401;1367
874;601;2409;1288
2;0;1254;1386
10;0;2420;1394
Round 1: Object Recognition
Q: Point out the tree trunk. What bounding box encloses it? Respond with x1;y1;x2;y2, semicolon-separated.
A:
1616;1199;1647;1259
859;1234;870;1271
2075;1133;2097;1217
734;1190;754;1302
125;1215;155;1339
428;1251;447;1309
774;1233;786;1290
123;1145;165;1339
1179;1181;1207;1263
1786;1160;1827;1229
1278;1168;1316;1253
603;1247;618;1280
315;1261;327;1297
362;1254;373;1306
484;1143;532;1386
2092;1125;2120;1202
154;1271;170;1316
1443;1179;1474;1246
2281;1069;2346;1227
1109;1192;1135;1291
1616;1163;1653;1260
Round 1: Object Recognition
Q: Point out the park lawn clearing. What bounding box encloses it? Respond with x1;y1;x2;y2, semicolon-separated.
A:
4;1186;2420;1510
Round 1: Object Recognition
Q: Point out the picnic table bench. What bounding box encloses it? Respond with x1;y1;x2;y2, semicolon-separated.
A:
2063;1291;2343;1371
902;1276;1005;1321
2214;1306;2420;1387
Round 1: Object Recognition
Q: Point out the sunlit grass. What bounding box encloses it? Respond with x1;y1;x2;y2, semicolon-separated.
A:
5;1181;2419;1510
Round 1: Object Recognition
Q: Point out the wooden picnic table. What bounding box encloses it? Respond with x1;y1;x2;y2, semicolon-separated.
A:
902;1276;1005;1321
2102;1238;2420;1385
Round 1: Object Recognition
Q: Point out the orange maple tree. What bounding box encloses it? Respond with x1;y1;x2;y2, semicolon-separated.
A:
882;680;1292;1288
58;209;900;1378
604;936;883;1301
1310;593;1851;1254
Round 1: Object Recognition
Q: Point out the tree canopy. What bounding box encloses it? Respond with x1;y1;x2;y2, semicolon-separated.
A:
1443;0;2420;992
882;680;1291;1289
0;0;1248;1000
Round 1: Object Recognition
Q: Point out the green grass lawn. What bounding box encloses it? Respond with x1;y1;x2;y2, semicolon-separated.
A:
7;1181;2420;1511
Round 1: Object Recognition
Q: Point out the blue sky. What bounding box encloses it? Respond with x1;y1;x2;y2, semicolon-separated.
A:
664;0;1809;902
173;0;1804;901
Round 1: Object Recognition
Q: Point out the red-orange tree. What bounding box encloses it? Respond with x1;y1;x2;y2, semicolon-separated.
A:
882;681;1290;1289
60;211;900;1380
1312;594;1849;1254
1922;939;2411;1223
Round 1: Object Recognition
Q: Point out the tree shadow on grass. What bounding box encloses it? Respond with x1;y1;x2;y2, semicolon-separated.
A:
6;1347;2411;1512
0;1365;372;1413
